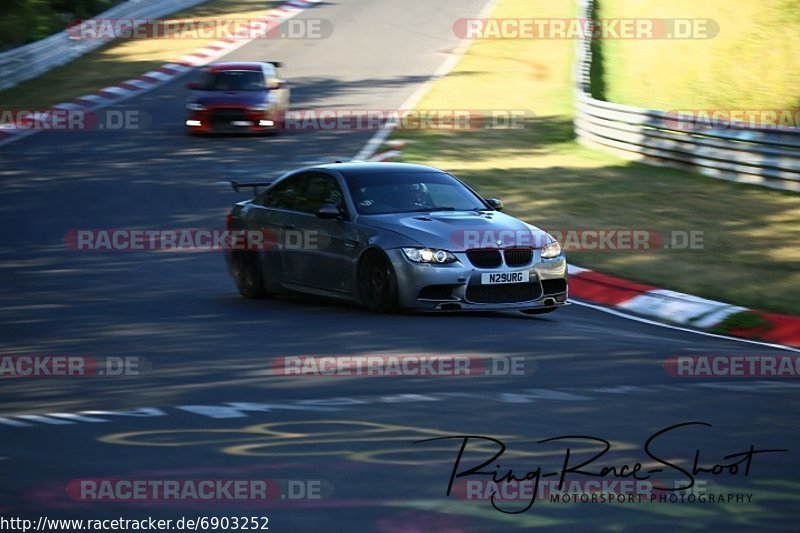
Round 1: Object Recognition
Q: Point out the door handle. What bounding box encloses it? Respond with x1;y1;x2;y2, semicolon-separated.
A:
345;240;359;248
281;224;296;230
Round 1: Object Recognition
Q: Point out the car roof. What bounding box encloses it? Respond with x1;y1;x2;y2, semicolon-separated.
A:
311;162;447;176
207;62;265;72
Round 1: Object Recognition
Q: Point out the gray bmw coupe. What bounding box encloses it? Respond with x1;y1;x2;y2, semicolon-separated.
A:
224;162;568;314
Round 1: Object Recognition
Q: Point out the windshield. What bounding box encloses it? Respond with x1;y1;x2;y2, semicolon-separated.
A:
346;171;488;215
202;70;265;91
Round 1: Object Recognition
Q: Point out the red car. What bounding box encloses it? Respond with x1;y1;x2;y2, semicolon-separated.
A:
185;62;290;134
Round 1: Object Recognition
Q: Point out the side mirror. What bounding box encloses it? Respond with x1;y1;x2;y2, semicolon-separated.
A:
486;198;503;211
315;204;342;219
186;82;201;90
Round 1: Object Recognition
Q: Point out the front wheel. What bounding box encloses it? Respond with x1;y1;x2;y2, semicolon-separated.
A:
357;252;399;313
231;252;272;299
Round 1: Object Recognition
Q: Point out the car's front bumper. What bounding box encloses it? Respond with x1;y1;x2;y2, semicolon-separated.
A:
388;248;569;312
186;108;281;134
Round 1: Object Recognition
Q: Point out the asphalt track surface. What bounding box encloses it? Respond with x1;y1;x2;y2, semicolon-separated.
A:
1;0;799;531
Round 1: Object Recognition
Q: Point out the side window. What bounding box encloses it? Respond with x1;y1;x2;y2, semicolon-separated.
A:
264;64;279;89
294;173;345;215
198;68;211;86
265;175;303;210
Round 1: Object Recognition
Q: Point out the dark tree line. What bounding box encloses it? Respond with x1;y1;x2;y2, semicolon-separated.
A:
1;0;120;49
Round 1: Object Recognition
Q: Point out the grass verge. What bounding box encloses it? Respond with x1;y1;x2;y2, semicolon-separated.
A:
598;0;800;110
392;0;800;315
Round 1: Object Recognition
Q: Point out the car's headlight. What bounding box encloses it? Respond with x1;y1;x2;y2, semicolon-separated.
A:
402;247;457;264
541;240;562;259
186;103;206;111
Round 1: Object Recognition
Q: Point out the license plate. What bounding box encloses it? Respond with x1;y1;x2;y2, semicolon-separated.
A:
231;120;253;126
481;271;530;285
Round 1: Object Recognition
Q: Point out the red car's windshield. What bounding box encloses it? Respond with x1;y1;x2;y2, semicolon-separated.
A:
202;70;265;91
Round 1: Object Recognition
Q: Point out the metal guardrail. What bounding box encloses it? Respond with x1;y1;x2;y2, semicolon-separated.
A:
574;0;800;192
0;0;210;92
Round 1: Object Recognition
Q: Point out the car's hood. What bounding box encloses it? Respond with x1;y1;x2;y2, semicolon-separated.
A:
190;90;269;107
360;211;551;251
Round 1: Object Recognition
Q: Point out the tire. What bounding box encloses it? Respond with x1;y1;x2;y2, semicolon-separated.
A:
357;251;399;313
231;252;271;299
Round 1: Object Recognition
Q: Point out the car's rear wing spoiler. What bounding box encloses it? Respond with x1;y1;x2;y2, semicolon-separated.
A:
231;180;272;193
267;61;282;68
